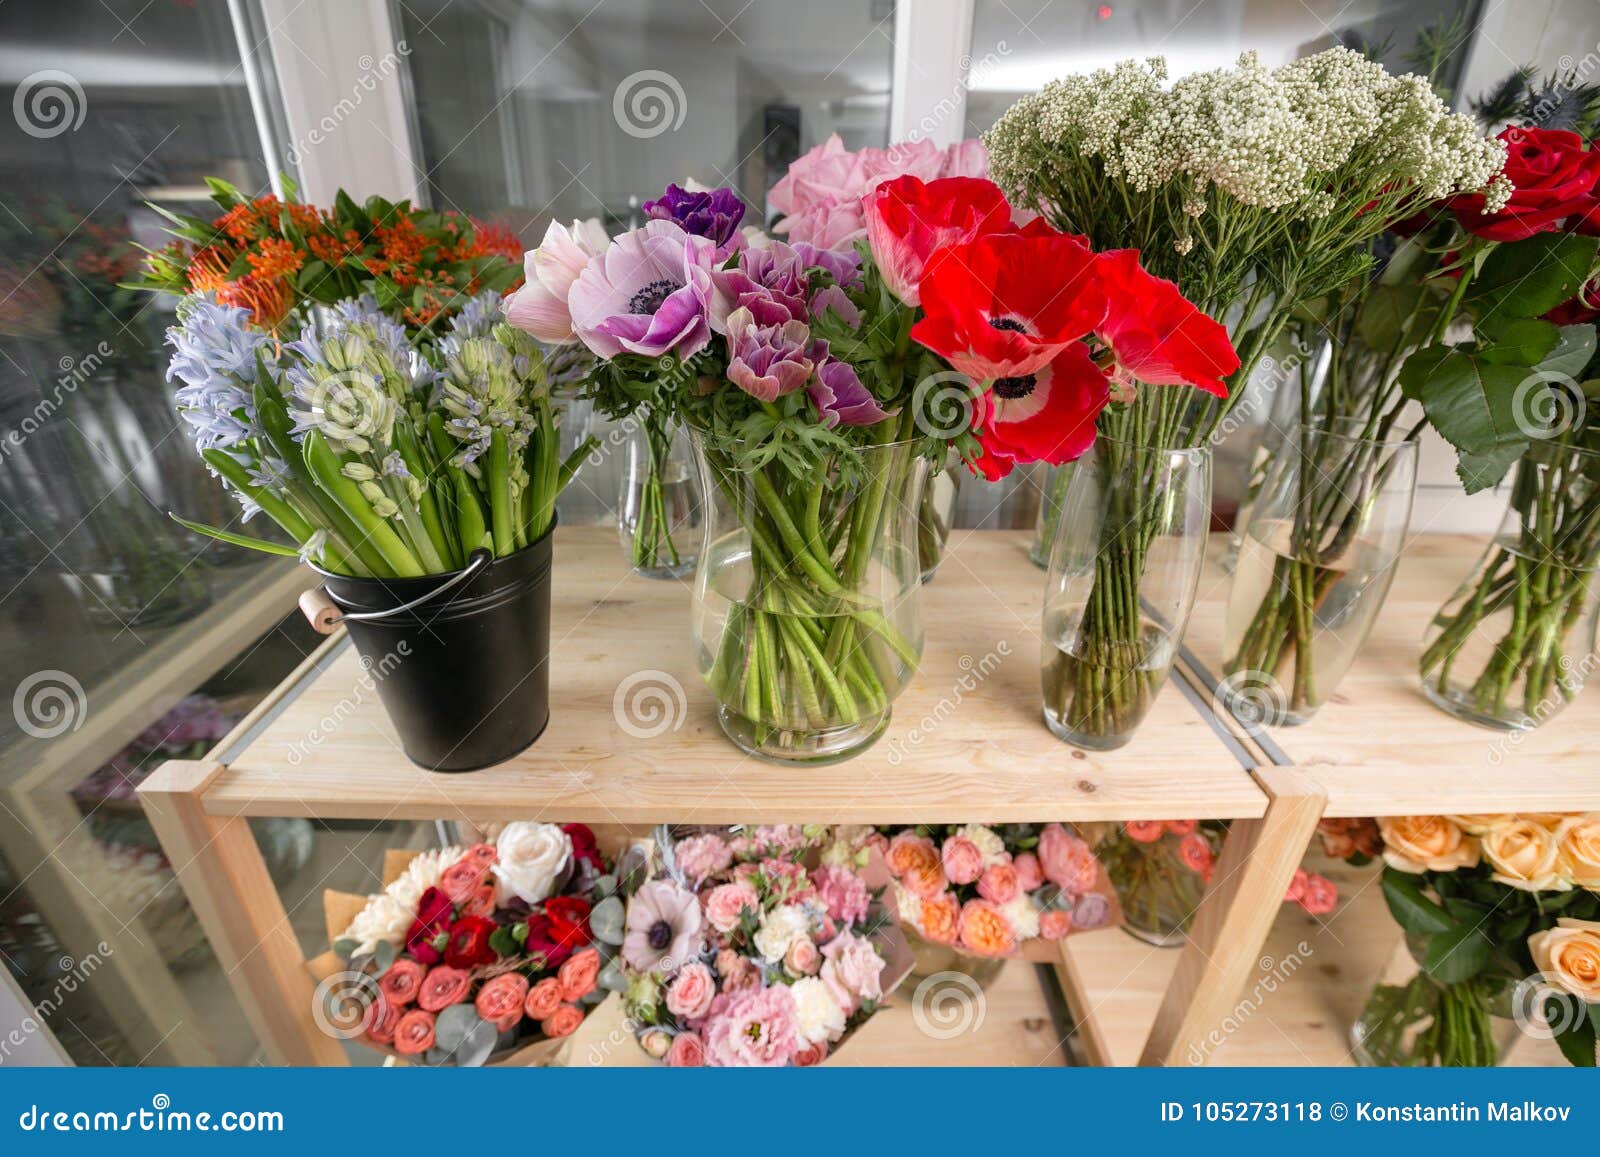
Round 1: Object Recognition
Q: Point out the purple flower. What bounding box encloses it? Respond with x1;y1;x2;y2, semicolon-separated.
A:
724;308;822;403
1072;892;1112;930
808;359;892;428
711;240;864;331
792;243;862;289
568;220;718;360
809;285;861;329
643;184;747;252
622;879;704;975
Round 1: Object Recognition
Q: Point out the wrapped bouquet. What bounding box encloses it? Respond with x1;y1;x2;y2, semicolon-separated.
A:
312;823;622;1066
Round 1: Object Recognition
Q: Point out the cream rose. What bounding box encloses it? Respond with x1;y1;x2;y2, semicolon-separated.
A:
1378;816;1480;873
957;824;1007;865
1444;814;1515;835
1482;818;1569;892
1529;918;1600;1003
753;905;810;963
492;822;571;905
1556;814;1600;889
1002;896;1041;940
790;975;847;1044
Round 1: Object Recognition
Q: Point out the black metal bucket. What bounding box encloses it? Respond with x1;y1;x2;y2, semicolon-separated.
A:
313;524;554;772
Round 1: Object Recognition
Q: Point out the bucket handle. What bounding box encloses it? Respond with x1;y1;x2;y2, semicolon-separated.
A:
298;550;493;635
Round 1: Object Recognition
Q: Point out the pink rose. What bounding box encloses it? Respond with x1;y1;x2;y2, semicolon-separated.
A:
784;938;821;977
820;930;886;1014
665;961;717;1020
793;1039;829;1066
666;1030;705;1067
715;948;761;992
1165;820;1198;836
1299;873;1338;916
1013;852;1044;892
702;986;801;1067
674;833;733;884
940;139;990;179
1039;910;1073;940
940;836;985;886
1038;823;1100;892
1178;833;1213;875
703;882;760;934
977;860;1020;905
1124;821;1165;843
812;865;870;927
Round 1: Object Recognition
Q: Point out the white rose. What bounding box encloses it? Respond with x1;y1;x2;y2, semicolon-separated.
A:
753;905;810;963
339;894;413;956
959;824;1006;865
492;822;572;905
1002;896;1040;940
790;976;847;1044
893;882;922;929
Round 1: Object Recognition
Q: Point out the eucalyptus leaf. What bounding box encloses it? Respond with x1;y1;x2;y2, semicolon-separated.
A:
598;956;629;993
589;895;626;945
332;938;359;960
432;1003;499;1067
371;940;396;978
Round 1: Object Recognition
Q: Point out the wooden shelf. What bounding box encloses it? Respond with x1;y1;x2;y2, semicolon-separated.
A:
1181;535;1600;817
198;528;1267;826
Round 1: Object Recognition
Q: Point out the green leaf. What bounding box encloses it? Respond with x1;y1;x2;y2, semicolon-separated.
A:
332;938;358;959
167;515;303;558
1399;345;1539;462
205;175;246;205
1357;282;1439;353
1443;897;1491;922
1381;868;1457;936
1469;232;1597;323
1553;1013;1597;1067
1456;443;1527;494
1422;923;1493;983
1476;317;1559;366
371;940;396;978
487;926;519;958
1539;325;1597;379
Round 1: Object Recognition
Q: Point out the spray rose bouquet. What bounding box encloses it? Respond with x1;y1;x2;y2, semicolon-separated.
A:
316;823;623;1066
609;824;910;1066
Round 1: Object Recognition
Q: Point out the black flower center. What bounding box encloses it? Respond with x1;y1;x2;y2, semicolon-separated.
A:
988;316;1028;333
993;374;1037;399
628;279;677;315
648;919;672;950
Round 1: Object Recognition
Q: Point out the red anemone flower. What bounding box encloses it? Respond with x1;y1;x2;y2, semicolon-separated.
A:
967;342;1110;481
1092;249;1239;399
865;175;1013;306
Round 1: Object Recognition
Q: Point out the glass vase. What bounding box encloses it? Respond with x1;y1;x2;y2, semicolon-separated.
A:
1420;441;1600;731
1096;825;1211;947
1351;936;1519;1066
897;927;1008;992
1221;423;1417;728
1041;438;1212;750
917;450;961;584
690;431;927;764
619;411;701;580
1029;462;1075;569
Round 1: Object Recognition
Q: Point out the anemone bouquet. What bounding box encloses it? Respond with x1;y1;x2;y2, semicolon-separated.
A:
163;290;594;577
510;146;1232;761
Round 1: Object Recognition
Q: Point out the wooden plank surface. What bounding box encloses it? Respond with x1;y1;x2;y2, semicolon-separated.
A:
1182;535;1600;817
202;528;1265;824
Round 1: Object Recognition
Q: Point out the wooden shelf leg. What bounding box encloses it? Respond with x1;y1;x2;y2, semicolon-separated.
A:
1139;766;1327;1066
138;759;348;1066
1052;941;1114;1067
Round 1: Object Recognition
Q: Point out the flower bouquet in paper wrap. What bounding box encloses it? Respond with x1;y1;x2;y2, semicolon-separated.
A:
309;822;624;1066
863;823;1121;982
602;824;912;1066
1336;814;1600;1067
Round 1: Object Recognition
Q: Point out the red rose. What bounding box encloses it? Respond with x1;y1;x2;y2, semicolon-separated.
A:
865;174;1012;305
443;915;499;968
403;887;454;964
562;823;604;870
1092;249;1239;399
1450;127;1600;241
522;913;575;971
967;343;1108;481
1544;277;1600;325
911;230;1108;382
544;895;593;950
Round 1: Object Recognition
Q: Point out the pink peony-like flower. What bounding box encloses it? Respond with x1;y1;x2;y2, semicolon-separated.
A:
715;947;761;992
474;972;528;1028
918;891;960;944
1013;852;1045;892
956;898;1016;957
417;965;471;1012
940;138;990;179
379;958;426;1007
886;830;947;899
665;961;717;1021
1124;821;1165;844
784;938;822;977
703;881;761;934
977;860;1021;905
567;219;718;359
392;1008;436;1055
622;879;704;975
941;836;986;886
1038;823;1100;892
364;993;400;1044
702;985;802;1067
438;851;494;906
722;308;822;403
812;864;871;927
1178;833;1213;876
1299;873;1338;915
674;833;733;885
666;1030;706;1067
505;218;610;344
1039;909;1074;940
820;930;886;1014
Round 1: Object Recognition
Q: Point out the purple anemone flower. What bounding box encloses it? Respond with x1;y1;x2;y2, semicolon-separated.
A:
792;243;862;289
711;241;812;329
568;220;718;360
808;359;893;428
724;307;822;403
643;184;747;252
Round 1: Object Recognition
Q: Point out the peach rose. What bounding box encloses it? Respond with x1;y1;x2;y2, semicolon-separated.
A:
784;938;821;977
392;1008;436;1055
475;972;528;1027
793;1038;829;1066
665;961;717;1020
379;958;426;1007
1556;814;1600;888
1445;814;1515;835
940;836;985;885
364;993;400;1044
1483;818;1569;892
887;831;947;899
666;1030;706;1066
1164;820;1198;836
918;892;960;944
559;947;602;1002
703;882;760;933
1379;816;1481;873
1529;918;1600;1003
1039;823;1100;892
1124;821;1164;843
540;1003;585;1039
524;975;565;1020
977;860;1020;905
1013;852;1044;892
956;899;1016;957
417;965;471;1011
439;853;493;906
1039;910;1073;939
462;884;498;919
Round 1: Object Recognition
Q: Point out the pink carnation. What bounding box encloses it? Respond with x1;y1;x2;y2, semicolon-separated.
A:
820;930;886;1014
941;835;985;886
674;833;733;884
702;986;800;1067
812;864;870;927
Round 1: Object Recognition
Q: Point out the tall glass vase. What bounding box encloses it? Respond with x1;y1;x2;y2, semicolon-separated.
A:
917;450;961;584
1420;440;1600;731
1222;424;1417;727
1041;438;1212;750
619;410;701;579
1029;462;1075;569
690;431;927;764
1096;825;1211;947
1351;935;1519;1066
